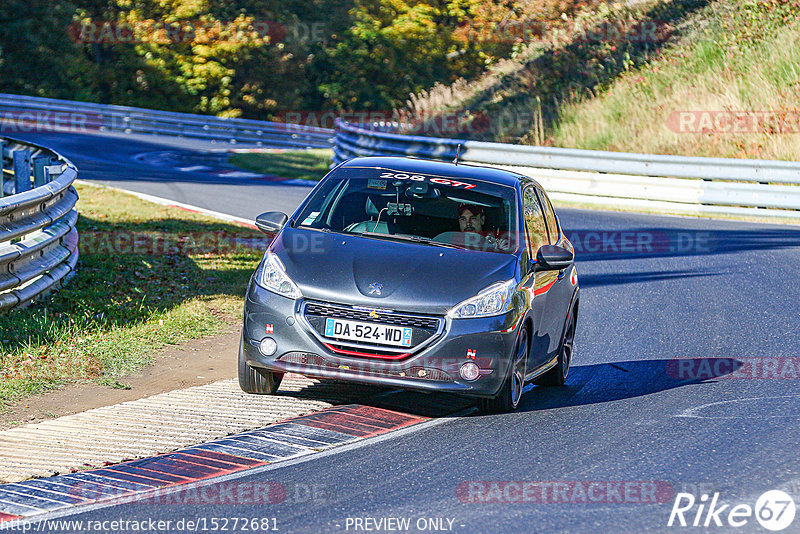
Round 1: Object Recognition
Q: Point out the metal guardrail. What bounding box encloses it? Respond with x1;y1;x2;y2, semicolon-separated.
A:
334;119;800;219
0;137;79;312
0;93;333;149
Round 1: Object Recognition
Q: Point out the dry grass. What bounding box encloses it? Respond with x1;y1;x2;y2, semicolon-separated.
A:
0;183;263;408
401;0;800;162
400;0;666;142
552;2;800;160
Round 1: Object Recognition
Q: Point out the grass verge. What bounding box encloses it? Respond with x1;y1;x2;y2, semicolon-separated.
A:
0;183;265;410
229;149;333;181
552;1;800;160
405;0;800;161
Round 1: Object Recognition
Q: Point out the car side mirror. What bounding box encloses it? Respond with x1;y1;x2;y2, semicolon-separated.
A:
535;245;574;272
255;211;288;234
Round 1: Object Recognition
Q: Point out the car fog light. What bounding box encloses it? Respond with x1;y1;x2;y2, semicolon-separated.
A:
460;362;480;381
259;337;277;356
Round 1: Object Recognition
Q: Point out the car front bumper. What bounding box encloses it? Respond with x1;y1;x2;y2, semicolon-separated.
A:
241;280;522;398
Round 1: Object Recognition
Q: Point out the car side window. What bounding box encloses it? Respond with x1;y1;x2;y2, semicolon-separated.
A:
523;186;547;259
537;188;559;244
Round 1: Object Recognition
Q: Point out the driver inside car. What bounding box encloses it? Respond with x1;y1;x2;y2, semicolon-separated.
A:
456;203;510;251
458;203;486;233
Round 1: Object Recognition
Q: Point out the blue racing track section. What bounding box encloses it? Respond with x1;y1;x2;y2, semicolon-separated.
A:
3;129;800;532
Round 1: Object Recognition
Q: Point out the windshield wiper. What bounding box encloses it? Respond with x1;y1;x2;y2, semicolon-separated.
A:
298;226;331;232
351;231;461;249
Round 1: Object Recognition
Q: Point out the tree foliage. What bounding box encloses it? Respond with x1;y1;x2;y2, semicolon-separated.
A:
1;0;533;117
0;0;98;99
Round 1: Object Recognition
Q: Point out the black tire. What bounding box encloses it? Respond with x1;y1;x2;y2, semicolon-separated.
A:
534;304;576;387
477;326;529;414
238;337;283;394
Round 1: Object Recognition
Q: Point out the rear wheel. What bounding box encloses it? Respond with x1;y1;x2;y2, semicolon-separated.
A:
477;326;529;414
238;337;283;394
535;305;576;387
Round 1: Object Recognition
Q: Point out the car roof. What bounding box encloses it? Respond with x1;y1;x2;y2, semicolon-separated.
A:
337;156;532;189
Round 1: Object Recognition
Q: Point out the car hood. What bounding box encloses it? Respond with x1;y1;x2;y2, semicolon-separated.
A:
270;227;519;315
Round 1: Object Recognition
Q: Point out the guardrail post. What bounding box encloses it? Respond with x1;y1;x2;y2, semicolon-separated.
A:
13;150;31;193
48;157;61;183
33;156;48;187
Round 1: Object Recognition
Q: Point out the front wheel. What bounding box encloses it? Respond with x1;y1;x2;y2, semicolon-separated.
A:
535;305;576;387
238;337;283;394
477;326;529;414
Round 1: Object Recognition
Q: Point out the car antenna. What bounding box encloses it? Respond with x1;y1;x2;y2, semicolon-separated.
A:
453;144;462;165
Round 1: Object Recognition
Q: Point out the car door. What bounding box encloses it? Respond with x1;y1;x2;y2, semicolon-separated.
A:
521;184;560;372
535;186;574;361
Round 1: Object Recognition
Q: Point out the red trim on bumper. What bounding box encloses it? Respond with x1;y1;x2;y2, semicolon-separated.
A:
322;342;410;360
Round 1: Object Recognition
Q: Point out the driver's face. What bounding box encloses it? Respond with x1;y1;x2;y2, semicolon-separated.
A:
459;210;484;232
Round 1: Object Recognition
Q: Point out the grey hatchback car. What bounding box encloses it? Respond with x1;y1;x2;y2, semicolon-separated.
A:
239;156;579;413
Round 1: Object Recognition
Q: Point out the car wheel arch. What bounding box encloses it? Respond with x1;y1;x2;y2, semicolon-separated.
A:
568;292;579;332
488;317;532;399
559;291;579;361
524;316;534;357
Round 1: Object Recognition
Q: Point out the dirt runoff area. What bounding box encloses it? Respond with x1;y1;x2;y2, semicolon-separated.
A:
0;327;241;430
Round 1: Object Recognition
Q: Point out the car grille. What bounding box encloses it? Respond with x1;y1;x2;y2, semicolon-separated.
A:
302;300;443;357
304;301;440;330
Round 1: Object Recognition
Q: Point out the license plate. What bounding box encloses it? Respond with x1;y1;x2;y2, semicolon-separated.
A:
324;318;412;347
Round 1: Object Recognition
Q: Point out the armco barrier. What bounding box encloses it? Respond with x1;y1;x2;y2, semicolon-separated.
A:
0;93;333;149
334;119;800;219
0;137;79;312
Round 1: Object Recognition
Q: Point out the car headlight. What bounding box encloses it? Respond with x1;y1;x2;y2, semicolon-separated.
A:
256;252;302;299
447;279;515;319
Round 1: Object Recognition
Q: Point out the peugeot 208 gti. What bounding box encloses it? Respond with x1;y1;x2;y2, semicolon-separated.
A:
240;156;578;413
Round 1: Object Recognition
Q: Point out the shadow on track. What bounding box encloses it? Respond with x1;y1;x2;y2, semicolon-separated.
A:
566;226;800;263
279;358;748;420
517;357;744;413
577;269;727;288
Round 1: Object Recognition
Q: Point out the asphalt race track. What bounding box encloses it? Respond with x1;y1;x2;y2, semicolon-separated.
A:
10;131;800;532
11;130;313;219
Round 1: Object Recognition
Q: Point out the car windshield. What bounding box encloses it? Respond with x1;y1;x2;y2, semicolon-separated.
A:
293;166;519;254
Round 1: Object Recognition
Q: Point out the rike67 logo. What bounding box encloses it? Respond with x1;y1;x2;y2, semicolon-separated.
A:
668;490;796;531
